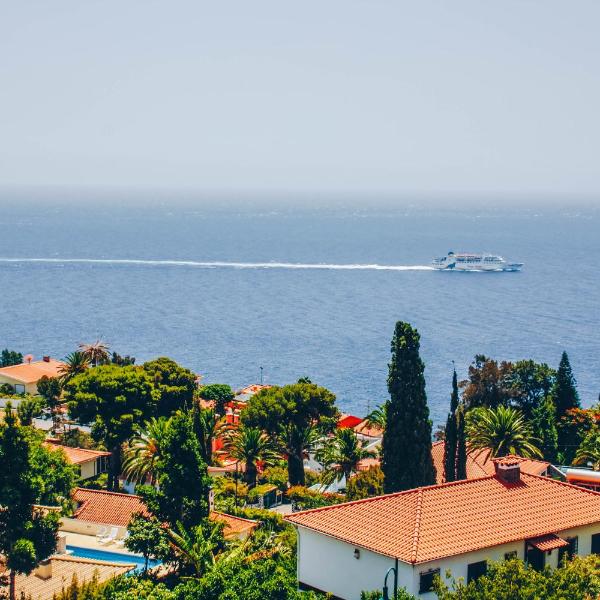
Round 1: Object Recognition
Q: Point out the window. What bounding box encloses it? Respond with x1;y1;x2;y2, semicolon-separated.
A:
504;551;517;561
592;533;600;554
559;537;578;563
467;560;487;583
15;384;25;394
419;569;440;594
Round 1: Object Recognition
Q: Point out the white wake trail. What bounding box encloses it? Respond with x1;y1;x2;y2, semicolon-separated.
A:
0;258;434;271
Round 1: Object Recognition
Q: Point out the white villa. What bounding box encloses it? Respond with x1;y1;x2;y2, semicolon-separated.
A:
286;457;600;599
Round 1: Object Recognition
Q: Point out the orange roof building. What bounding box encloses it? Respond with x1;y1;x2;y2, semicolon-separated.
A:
430;440;554;483
62;487;257;540
45;440;110;480
0;357;65;395
286;458;600;599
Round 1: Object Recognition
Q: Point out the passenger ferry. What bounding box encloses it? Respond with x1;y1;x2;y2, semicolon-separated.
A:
432;252;523;272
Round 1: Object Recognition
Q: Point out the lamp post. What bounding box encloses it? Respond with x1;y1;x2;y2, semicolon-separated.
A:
382;562;398;600
260;366;264;385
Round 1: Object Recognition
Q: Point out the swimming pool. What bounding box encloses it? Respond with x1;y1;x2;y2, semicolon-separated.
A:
66;545;160;573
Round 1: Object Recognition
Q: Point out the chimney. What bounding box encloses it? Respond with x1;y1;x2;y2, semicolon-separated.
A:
35;559;52;580
43;356;50;362
493;456;521;484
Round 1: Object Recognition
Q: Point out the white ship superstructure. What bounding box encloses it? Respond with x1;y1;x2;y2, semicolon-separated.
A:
432;252;523;271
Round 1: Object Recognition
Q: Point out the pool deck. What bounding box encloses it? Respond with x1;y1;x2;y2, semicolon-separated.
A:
60;531;141;556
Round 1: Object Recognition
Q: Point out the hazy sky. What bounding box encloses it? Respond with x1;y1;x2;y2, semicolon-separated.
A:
1;1;599;196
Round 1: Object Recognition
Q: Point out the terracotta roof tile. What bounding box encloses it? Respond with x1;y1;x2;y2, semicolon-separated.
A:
529;533;569;551
0;359;65;384
211;511;258;537
14;555;134;600
286;473;600;564
45;442;110;465
72;488;149;527
431;441;550;483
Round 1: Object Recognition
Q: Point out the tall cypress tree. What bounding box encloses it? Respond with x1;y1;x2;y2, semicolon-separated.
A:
554;352;580;418
381;321;435;493
455;404;467;481
443;369;459;482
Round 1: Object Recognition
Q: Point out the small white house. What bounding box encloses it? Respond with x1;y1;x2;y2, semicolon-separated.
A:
286;457;600;599
44;440;110;480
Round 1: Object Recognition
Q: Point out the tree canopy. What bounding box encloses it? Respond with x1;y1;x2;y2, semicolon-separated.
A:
143;357;197;416
65;364;158;489
138;411;210;530
0;407;74;600
199;383;235;416
381;321;435;492
243;381;338;486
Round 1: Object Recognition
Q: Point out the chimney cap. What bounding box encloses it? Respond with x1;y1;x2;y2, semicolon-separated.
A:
492;455;522;483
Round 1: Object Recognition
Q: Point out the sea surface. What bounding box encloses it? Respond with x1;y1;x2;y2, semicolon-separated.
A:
0;195;598;426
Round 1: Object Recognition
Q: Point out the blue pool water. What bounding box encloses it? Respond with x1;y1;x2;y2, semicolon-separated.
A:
66;545;160;572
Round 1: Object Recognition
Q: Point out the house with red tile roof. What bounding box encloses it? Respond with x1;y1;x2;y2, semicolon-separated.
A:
286;457;600;599
355;441;556;480
0;356;65;395
61;487;257;540
430;440;558;483
44;440;110;480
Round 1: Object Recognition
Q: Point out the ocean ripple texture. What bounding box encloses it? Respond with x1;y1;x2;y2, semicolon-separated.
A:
0;199;598;425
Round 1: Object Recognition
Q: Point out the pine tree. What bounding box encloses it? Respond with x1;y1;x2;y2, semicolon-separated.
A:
455;404;468;481
532;396;558;464
381;322;435;493
554;352;580;418
554;352;580;458
443;369;459;482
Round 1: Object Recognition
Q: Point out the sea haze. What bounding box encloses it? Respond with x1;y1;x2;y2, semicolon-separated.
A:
0;196;598;425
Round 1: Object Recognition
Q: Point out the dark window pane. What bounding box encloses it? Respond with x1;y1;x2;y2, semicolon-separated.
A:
592;533;600;554
419;569;440;594
467;560;487;583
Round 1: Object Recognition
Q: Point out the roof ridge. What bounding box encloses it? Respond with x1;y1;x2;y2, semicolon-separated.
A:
74;487;142;499
410;488;424;563
286;474;500;520
523;472;600;496
54;554;136;568
212;511;258;525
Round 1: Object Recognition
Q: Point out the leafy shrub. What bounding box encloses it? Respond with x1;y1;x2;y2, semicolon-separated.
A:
261;465;289;490
346;466;384;501
286;486;344;510
434;556;600;599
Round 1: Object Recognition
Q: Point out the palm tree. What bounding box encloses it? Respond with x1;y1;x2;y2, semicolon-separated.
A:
573;430;600;470
122;417;171;485
58;351;90;383
466;405;542;459
167;521;227;578
191;403;226;466
365;403;387;431
79;340;110;367
316;427;376;485
222;424;280;488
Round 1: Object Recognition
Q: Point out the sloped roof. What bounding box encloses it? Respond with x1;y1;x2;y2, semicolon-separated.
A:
211;511;258;537
71;488;257;539
286;473;600;564
431;441;550;483
72;488;149;527
14;554;134;600
45;441;110;465
0;359;64;384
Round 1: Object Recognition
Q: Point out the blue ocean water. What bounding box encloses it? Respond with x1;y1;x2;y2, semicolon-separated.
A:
0;196;598;425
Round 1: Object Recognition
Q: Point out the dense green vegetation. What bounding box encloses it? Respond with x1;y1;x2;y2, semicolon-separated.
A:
381;321;436;492
0;406;74;600
243;381;338;486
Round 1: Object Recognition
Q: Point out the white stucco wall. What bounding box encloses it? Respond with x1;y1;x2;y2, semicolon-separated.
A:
296;522;600;600
60;517;127;539
296;527;412;599
79;461;96;480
